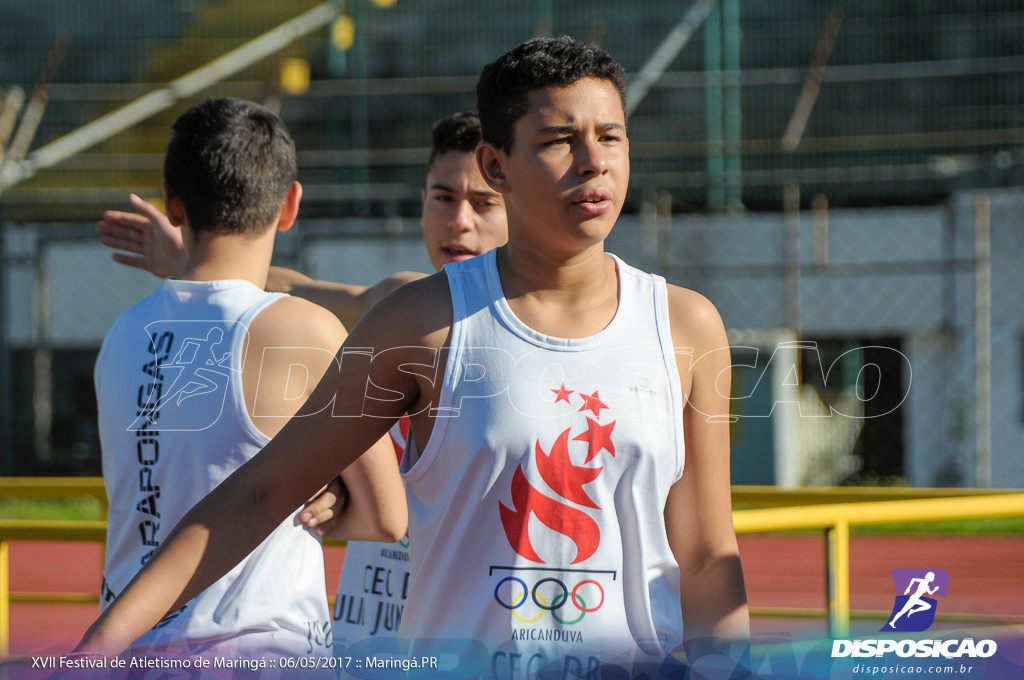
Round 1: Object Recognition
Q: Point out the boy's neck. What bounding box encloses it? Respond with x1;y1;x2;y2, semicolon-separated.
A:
495;243;619;338
177;230;274;290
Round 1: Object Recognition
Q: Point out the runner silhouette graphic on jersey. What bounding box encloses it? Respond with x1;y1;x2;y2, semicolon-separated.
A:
164;327;231;406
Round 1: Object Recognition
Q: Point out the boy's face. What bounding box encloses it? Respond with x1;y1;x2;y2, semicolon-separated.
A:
496;77;629;253
421;151;508;272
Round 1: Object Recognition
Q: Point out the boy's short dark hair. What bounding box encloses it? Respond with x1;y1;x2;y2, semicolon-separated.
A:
164;98;297;237
426;111;482;172
476;36;626;153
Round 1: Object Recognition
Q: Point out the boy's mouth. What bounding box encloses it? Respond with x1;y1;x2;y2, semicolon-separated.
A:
442;245;477;261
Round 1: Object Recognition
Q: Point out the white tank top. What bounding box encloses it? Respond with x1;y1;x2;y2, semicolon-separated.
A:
95;278;331;658
399;250;686;674
331;416;412;657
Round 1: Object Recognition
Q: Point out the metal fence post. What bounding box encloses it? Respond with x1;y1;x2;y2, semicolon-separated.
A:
1;540;9;657
825;519;850;638
974;194;992;487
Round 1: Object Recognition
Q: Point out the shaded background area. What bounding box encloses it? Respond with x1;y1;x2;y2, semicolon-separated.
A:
1;1;1023;488
1;0;1021;220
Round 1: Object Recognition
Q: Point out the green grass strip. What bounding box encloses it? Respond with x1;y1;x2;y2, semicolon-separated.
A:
0;498;103;522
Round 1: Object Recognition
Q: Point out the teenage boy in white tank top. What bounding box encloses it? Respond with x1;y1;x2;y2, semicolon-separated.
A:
93;98;405;661
80;39;749;678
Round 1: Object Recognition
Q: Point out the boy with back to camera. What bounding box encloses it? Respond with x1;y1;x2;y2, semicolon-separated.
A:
79;39;749;678
92;97;405;662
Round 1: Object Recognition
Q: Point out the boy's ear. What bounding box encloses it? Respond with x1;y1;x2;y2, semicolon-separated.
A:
476;143;510;193
162;179;186;227
276;181;303;233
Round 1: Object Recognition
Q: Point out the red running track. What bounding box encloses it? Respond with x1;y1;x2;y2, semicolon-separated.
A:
3;535;1023;656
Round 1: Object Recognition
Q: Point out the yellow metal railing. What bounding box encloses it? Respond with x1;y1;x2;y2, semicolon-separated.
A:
0;477;107;510
0;520;107;656
732;492;1024;637
732;484;1019;507
0;477;108;657
1;479;1023;655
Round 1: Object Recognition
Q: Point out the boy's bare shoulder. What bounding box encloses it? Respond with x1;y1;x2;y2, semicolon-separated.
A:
376;269;450;304
353;270;453;348
386;270;430;286
664;282;728;350
249;294;348;351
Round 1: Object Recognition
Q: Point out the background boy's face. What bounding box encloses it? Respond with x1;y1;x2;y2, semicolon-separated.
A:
498;77;629;252
421;151;508;271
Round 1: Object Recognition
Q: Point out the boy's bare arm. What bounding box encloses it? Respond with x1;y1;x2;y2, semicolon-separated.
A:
284;271;427;329
664;286;750;651
263;265;315;294
245;296;407;543
98;194;426;329
305;435;406;543
358;270;429;313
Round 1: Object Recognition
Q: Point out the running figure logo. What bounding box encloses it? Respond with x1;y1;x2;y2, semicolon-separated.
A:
882;568;949;632
166;327;231;405
128;321;239;433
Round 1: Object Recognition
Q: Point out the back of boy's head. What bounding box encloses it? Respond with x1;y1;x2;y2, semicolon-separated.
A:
164;98;297;237
476;36;626;153
426;111;482;172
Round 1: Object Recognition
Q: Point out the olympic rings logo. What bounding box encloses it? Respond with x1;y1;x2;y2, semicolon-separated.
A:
494;576;605;624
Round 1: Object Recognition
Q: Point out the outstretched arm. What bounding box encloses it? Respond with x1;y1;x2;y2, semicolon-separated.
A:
99;195;427;327
284;271;427;329
95;197;313;293
300;435;407;543
96;194;186;278
263;265;314;294
245;295;408;544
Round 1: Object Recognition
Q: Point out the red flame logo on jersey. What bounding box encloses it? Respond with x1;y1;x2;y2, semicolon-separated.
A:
498;385;616;564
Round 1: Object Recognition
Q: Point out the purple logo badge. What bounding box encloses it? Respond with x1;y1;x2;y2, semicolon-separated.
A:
881;568;949;632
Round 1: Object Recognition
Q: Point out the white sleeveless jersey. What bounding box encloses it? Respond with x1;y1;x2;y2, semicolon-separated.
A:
95;278;331;658
399;251;686;674
331;416;411;658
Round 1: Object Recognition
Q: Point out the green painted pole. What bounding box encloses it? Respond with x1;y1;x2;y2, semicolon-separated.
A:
704;4;724;211
722;0;743;211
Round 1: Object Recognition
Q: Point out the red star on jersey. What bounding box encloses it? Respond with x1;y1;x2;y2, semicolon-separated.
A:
551;382;574;404
578;390;608;418
573;417;616;463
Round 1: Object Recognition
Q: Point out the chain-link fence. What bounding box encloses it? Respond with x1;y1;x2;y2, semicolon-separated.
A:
1;0;1021;220
3;190;1022;489
614;189;1023;490
1;1;1022;484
